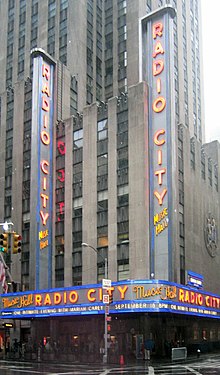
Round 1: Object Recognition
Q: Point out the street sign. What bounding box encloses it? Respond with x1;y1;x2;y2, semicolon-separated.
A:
105;305;109;315
102;278;111;289
103;294;109;304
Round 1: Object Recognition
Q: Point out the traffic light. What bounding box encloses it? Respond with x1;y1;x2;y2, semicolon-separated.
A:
0;233;9;253
13;233;22;254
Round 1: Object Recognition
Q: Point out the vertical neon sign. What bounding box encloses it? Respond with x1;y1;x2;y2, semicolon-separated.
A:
31;49;56;290
56;135;66;223
40;63;51;233
141;6;176;280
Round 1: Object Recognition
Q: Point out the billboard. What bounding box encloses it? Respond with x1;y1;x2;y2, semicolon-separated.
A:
140;6;176;280
30;49;56;290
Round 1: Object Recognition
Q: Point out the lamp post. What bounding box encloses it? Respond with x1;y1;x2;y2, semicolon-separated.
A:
82;242;108;364
0;221;14;232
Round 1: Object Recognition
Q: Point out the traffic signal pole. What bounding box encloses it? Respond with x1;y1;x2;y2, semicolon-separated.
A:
0;222;19;292
104;257;108;364
82;243;109;364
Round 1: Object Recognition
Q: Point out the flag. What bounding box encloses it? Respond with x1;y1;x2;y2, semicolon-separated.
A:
0;260;8;293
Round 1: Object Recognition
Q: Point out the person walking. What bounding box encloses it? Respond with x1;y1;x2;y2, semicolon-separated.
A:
144;338;155;360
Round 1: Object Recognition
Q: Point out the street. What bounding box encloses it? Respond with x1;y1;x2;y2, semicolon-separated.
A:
1;355;220;375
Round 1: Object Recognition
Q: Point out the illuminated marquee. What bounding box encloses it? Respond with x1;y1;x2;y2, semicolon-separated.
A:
1;280;220;319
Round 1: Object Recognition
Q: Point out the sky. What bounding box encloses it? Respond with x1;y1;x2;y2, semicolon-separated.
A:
201;1;220;142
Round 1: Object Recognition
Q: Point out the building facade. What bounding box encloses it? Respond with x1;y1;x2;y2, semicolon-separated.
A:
0;0;219;360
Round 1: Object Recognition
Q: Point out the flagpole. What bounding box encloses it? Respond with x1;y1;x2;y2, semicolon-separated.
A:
0;252;13;293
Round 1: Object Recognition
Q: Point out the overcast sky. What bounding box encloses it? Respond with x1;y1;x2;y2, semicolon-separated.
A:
201;1;220;142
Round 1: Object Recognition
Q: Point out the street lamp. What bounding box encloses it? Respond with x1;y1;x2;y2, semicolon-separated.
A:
82;242;108;364
0;221;14;232
82;242;108;280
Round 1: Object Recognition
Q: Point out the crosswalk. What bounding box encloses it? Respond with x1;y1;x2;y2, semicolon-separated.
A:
148;357;220;375
1;357;220;374
105;357;220;374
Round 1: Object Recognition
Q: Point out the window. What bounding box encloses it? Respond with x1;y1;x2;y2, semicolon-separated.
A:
118;261;129;281
97;200;108;247
214;165;218;192
201;150;205;180
117;148;128;170
97;154;108;176
117;194;128;243
70;76;78;115
73;129;83;149
190;138;195;170
97;119;108;141
208;159;212;186
73;163;82;198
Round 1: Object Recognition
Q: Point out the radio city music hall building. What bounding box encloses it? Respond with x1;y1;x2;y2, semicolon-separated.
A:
0;0;219;360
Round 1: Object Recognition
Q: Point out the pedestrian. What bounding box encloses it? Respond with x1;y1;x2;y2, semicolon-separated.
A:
144;338;155;360
45;339;51;352
99;338;105;361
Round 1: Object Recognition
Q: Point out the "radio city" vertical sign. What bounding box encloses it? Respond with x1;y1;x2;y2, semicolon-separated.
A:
140;6;176;280
31;49;56;289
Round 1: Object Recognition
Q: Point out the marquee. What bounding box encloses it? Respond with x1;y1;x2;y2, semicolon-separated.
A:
1;280;220;320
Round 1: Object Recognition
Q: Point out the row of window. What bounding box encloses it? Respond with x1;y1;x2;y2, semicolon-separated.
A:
190;140;218;191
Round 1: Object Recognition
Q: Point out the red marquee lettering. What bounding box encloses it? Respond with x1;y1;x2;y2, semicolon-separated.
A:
41;160;49;174
153;41;164;58
155;168;166;185
41;131;50;145
154;189;167;206
57;140;66;155
57;169;65;183
40;211;49;226
41;193;49;208
42;96;50;112
42;82;50;97
153;22;163;39
153;60;164;76
42;64;50;81
154;129;165;146
153;96;166;113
